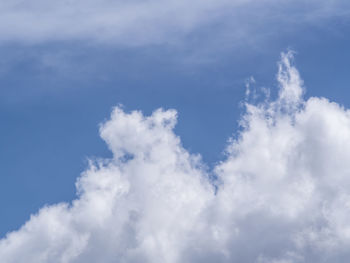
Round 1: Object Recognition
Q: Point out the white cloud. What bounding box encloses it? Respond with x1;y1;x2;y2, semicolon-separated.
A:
0;0;349;46
2;52;350;262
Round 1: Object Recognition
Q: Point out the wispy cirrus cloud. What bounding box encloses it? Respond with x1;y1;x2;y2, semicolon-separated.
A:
0;0;349;46
2;52;350;262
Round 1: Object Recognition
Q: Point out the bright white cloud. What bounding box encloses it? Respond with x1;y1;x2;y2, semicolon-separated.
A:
0;0;349;45
2;52;350;262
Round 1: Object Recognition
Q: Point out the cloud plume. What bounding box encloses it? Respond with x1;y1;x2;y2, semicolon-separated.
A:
2;52;350;262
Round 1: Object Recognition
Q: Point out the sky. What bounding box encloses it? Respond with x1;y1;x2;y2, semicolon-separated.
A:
1;0;350;262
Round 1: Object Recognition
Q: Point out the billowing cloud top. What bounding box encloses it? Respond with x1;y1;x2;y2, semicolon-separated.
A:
2;52;350;262
1;0;349;45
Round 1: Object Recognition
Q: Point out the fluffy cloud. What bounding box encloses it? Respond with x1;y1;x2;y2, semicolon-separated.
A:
0;0;349;45
2;52;350;262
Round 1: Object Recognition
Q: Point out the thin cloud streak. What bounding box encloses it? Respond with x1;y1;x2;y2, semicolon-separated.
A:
0;0;349;46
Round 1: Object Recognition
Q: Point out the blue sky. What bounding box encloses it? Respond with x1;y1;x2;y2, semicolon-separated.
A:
1;1;350;262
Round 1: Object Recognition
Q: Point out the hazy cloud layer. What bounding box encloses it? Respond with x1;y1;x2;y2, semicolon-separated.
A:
2;52;350;262
0;0;349;45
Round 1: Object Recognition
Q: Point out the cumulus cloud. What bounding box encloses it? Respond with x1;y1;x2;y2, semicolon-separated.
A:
2;52;350;262
0;0;349;45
